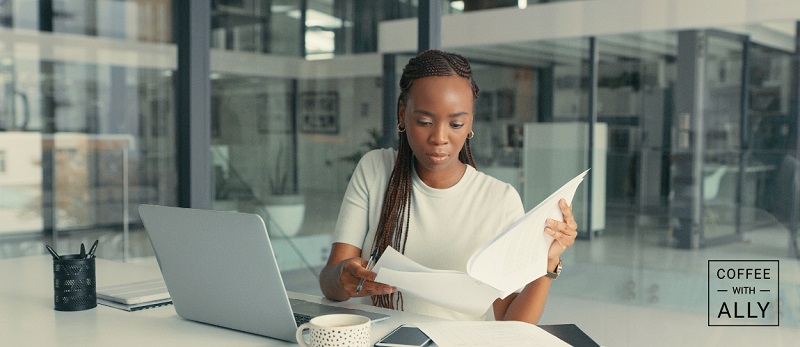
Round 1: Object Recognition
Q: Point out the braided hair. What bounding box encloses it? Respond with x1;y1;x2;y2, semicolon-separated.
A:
371;49;479;310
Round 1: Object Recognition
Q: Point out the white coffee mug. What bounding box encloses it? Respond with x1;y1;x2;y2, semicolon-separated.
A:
295;314;371;347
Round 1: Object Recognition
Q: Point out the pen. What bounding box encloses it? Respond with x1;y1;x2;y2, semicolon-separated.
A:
45;245;61;260
80;243;86;259
356;248;378;294
87;240;99;259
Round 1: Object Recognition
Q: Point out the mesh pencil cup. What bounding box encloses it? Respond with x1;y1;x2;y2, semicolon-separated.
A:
53;255;96;311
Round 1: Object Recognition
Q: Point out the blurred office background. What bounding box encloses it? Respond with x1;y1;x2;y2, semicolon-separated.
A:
0;0;799;345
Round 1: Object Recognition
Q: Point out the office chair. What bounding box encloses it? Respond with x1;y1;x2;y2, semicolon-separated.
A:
703;166;727;201
703;166;728;227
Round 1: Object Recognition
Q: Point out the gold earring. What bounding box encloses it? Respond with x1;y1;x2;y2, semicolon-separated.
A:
397;123;406;133
467;130;474;139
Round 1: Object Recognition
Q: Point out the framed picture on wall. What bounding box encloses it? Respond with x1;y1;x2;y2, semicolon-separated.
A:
300;91;339;134
507;124;524;148
475;92;494;121
497;89;515;119
258;92;294;134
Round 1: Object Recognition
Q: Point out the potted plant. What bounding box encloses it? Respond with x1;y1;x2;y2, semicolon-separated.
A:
211;145;244;211
338;128;383;180
245;141;305;238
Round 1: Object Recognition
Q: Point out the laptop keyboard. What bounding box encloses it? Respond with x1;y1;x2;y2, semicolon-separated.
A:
289;298;390;324
294;313;312;326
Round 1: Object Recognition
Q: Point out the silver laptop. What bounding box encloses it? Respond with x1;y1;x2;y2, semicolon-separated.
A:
138;204;388;342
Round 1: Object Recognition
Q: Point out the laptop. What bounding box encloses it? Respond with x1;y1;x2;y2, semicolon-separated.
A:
138;204;389;342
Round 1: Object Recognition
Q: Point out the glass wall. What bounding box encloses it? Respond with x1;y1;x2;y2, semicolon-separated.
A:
208;1;387;281
454;38;595;233
0;0;175;260
699;32;746;243
445;0;589;14
209;0;399;58
211;0;301;55
750;39;797;237
0;1;798;344
597;32;676;215
443;17;800;341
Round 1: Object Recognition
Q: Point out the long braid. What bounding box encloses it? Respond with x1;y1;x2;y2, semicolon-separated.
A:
372;49;479;310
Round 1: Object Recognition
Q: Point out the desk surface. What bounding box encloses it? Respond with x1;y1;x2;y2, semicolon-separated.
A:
0;256;431;346
0;256;593;346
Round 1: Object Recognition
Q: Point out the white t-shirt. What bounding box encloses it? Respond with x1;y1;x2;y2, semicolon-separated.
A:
333;148;524;320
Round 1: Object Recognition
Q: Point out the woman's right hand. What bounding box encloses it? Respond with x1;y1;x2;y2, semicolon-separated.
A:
335;257;396;298
319;243;395;301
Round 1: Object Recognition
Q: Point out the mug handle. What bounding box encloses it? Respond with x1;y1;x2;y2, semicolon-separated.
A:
296;323;312;347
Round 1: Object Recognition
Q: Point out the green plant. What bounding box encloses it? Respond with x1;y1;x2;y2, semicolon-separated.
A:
269;141;295;195
339;128;383;180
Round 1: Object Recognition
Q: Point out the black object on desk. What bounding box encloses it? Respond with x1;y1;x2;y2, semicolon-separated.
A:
375;325;432;347
53;254;97;311
45;245;61;260
540;324;600;347
87;239;99;258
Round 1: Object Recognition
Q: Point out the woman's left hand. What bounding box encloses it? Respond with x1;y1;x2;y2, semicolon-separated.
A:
544;198;579;260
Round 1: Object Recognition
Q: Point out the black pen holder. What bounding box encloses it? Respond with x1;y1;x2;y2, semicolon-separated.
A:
53;255;96;311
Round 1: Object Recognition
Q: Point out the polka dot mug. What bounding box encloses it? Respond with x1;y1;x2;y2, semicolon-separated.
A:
295;314;371;347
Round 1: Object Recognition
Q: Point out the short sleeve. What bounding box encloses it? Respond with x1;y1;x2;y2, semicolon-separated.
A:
501;185;525;232
332;149;394;250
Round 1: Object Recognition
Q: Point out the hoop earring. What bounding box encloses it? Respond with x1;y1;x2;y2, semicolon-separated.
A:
467;130;475;139
397;123;406;133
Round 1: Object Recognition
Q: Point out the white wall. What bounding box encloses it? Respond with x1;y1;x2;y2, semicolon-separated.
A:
0;132;41;186
0;132;43;234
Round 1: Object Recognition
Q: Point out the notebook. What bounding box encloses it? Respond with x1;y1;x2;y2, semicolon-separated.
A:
96;278;173;311
138;204;389;342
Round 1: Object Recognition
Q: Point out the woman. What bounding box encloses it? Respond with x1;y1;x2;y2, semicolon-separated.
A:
319;49;577;324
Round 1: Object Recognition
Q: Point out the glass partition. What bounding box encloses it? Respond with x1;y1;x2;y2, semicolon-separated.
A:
0;1;175;260
209;74;297;223
445;0;587;14
43;61;175;261
748;40;797;252
447;18;799;338
209;53;385;292
209;0;403;58
701;32;746;243
598;32;677;215
211;0;302;56
0;2;798;341
24;0;173;42
453;38;594;233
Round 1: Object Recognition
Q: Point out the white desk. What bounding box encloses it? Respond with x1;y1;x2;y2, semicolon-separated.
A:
0;256;441;346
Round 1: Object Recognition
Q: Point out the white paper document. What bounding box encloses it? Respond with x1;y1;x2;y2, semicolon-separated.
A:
415;321;570;347
374;169;589;316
